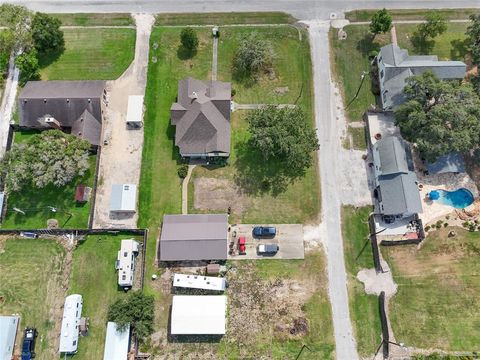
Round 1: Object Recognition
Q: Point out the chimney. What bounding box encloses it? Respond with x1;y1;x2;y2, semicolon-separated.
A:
43;115;61;129
206;83;216;98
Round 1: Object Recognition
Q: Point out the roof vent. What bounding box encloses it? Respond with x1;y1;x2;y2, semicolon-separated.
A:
191;91;198;99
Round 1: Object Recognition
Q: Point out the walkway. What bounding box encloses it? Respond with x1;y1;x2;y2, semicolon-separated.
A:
232;102;296;111
0;54;19;157
306;20;359;360
212;35;218;81
181;165;196;214
93;13;155;228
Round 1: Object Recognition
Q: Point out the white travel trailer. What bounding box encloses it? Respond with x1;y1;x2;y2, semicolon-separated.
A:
126;95;144;129
173;273;227;292
59;294;83;354
115;239;140;290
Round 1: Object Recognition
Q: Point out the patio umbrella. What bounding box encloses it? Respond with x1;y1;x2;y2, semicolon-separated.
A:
429;190;440;200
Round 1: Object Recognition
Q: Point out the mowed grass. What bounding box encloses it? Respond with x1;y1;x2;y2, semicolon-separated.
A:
396;23;469;61
192;26;319;224
155;12;296;26
382;228;480;351
2;155;96;229
0;238;66;360
345;8;480;22
51;13;134;26
330;25;389;122
68;234;143;359
341;206;382;356
38;28;136;80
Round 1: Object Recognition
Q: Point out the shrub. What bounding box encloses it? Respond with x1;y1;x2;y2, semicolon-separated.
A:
180;27;199;52
177;164;189;178
424;225;431;232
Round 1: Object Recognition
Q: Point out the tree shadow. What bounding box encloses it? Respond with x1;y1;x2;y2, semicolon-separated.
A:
410;32;435;54
233;139;305;197
37;45;65;69
231;65;256;89
450;38;469;61
356;33;381;57
176;45;197;60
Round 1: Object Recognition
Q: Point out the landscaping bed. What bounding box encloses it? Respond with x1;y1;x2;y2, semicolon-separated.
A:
382;228;480;351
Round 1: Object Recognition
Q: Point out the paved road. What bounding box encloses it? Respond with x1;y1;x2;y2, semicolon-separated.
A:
5;0;480;20
307;21;358;360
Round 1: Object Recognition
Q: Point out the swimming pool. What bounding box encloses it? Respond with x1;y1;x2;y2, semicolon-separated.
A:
428;188;474;209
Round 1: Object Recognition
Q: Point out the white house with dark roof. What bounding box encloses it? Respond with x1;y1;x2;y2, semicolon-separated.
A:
377;44;466;110
171;77;231;159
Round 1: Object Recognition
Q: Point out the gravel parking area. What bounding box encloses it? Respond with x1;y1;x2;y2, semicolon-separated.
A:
228;224;304;260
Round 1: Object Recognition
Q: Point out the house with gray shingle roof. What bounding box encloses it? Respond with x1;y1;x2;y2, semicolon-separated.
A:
171;77;231;159
377;44;466;110
372;136;423;220
18;80;106;146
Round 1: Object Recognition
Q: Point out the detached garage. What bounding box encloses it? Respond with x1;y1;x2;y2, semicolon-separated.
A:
159;214;228;261
110;184;137;213
171;295;226;335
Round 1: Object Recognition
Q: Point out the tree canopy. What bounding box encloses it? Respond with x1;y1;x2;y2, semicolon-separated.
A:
466;14;480;66
0;130;91;192
233;33;274;78
394;71;480;162
0;4;32;54
369;9;392;36
15;49;40;84
31;12;64;53
417;12;448;39
247;106;319;173
107;291;154;341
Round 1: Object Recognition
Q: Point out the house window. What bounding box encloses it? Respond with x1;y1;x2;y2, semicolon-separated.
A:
382;93;387;103
378;56;382;63
380;69;384;79
73;340;76;346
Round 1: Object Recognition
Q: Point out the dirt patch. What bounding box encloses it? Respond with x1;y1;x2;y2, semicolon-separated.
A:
274;86;289;94
193;177;252;216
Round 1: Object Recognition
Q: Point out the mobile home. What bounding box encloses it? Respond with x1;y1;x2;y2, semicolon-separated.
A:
115;239;140;290
59;294;83;354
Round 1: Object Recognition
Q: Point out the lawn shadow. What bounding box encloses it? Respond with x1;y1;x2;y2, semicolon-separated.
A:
177;45;197;60
37;46;65;70
356;33;381;57
450;38;469;61
231;66;256;89
166;121;182;164
410;32;435;54
234;139;305;197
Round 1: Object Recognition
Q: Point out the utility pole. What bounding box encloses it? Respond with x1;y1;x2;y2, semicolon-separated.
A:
345;71;369;110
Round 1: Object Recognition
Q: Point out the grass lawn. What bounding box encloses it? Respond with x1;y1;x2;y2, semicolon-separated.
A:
51;13;134;26
330;25;389;122
191;26;319;224
2;154;96;229
0;238;66;360
155;12;296;26
345;127;367;150
396;23;469;61
382;228;480;351
345;8;480;22
38;28;136;80
68;233;143;359
341;205;382;356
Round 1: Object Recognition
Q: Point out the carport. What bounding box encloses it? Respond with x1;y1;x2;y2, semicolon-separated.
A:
228;224;304;260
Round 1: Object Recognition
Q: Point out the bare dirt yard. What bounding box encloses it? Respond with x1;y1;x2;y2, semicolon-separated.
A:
144;251;334;359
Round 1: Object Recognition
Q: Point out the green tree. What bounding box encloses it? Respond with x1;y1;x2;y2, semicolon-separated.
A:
233;32;274;78
15;49;40;84
418;12;448;39
247;106;319;173
0;4;32;53
180;27;199;52
0;130;91;192
394;71;480;162
369;9;392;37
466;14;480;66
107;291;154;341
31;12;64;53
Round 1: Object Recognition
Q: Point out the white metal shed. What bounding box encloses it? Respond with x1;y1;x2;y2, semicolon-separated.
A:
171;295;226;335
126;95;144;128
59;294;83;354
0;316;19;360
110;184;137;213
103;322;130;360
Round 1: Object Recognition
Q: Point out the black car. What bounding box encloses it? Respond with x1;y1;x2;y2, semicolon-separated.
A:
252;226;276;238
21;328;37;360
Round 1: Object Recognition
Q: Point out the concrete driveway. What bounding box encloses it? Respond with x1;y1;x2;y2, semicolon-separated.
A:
228;224;304;260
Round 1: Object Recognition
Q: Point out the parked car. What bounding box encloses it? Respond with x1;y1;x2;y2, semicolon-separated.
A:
252;226;276;238
238;236;246;254
21;327;37;360
257;244;279;255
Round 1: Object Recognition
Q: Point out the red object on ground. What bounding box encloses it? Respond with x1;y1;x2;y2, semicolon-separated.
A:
238;236;246;254
75;184;86;202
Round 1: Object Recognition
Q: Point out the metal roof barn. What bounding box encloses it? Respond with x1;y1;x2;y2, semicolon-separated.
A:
59;294;83;354
159;214;228;261
171;295;226;335
0;316;19;360
103;322;130;360
173;273;227;291
110;184;137;213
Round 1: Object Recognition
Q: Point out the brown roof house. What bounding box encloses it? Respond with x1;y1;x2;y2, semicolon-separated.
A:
171;77;231;159
18;80;106;146
159;214;228;261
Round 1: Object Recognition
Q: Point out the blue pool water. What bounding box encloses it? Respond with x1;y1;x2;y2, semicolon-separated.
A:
428;188;474;209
